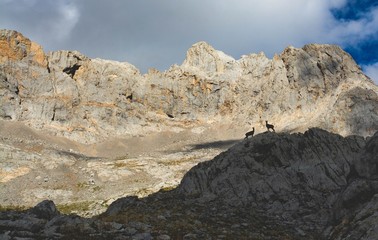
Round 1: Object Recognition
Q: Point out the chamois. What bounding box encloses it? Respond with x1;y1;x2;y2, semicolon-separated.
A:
244;127;255;139
265;121;275;132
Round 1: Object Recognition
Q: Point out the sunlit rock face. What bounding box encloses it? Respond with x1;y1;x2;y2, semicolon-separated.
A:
0;29;377;144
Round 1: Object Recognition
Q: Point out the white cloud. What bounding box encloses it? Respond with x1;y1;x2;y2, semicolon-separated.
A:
48;1;79;41
363;63;378;85
327;7;378;45
328;0;347;8
0;0;377;73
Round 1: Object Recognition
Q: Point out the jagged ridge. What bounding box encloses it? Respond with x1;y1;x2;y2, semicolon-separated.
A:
177;128;378;238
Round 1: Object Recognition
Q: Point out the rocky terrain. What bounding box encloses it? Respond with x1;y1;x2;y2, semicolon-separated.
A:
1;128;378;239
0;118;239;217
0;29;378;238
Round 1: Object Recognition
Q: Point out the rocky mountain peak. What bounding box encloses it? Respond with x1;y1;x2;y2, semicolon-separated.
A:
0;29;46;67
280;43;367;92
182;41;235;74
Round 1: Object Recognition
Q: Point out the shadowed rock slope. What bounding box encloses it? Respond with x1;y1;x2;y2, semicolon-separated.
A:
1;128;377;239
177;128;378;239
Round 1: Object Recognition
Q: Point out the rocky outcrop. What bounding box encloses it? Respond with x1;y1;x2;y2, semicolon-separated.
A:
177;128;378;238
0;29;377;143
100;128;378;239
181;41;235;74
0;200;153;239
0;29;46;66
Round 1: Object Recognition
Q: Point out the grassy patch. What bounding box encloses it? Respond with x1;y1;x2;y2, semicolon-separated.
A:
113;161;129;168
159;185;177;192
0;204;28;212
56;201;95;215
76;182;88;189
113;160;144;169
113;155;129;161
92;186;102;192
157;156;197;166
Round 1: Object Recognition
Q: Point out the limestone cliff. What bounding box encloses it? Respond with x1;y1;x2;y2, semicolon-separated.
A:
0;29;377;143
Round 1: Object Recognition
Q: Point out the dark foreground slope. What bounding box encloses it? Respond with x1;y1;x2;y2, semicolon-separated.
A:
1;128;378;239
177;128;378;239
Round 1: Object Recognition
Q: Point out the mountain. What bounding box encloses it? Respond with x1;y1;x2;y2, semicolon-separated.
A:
1;129;377;239
1;29;378;238
1;29;377;144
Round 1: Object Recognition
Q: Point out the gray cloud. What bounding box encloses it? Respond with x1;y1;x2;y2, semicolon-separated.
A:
0;0;377;84
0;0;79;46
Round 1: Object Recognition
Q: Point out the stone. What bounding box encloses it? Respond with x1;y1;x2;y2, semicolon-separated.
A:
28;200;60;220
183;233;198;240
0;231;11;240
132;232;153;240
157;234;171;240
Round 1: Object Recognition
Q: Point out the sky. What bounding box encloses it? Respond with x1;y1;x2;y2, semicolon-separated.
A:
0;0;377;84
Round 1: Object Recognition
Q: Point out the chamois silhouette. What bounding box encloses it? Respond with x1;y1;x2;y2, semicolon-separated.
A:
244;127;255;139
265;121;275;132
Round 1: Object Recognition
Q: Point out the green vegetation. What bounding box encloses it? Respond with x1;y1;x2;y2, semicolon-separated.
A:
113;160;142;168
157;156;196;166
0;204;27;212
113;161;129;168
159;185;177;192
76;182;88;189
113;155;129;161
56;201;95;215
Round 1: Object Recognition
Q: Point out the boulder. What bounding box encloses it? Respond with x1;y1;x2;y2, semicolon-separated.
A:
28;200;60;220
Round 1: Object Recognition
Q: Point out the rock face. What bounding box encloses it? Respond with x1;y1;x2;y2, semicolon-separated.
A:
0;29;46;66
0;29;377;143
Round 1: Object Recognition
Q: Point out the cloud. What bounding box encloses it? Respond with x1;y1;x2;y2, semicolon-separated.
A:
61;0;348;70
363;63;378;85
0;0;79;49
0;0;377;79
48;2;79;41
328;7;378;45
